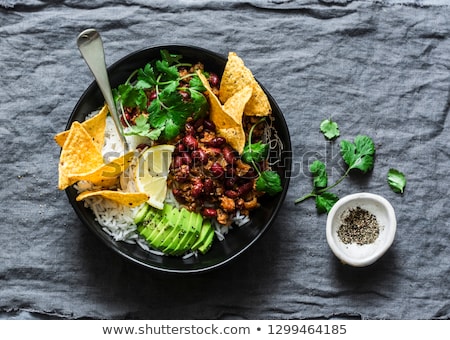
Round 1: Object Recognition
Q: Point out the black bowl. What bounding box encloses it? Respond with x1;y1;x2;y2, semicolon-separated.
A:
66;45;292;273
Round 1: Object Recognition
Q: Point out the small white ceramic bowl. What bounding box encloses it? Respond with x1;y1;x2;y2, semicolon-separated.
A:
326;193;396;267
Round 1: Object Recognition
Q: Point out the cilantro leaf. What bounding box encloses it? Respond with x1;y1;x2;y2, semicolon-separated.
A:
160;49;182;65
124;115;161;141
309;160;327;189
340;135;375;173
320;119;340;140
388;168;406;193
241;141;269;164
255;170;283;196
135;64;157;89
163;118;181;140
114;84;147;110
156;60;179;81
188;89;208;119
315;192;339;214
189;76;206;92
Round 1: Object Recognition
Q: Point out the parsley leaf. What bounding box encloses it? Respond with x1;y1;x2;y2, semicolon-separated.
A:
309;160;327;189
340;135;375;173
320;118;340;140
136;64;157;89
256;170;283;196
189;77;206;93
124;115;162;140
315;192;339;214
160;49;183;65
387;168;406;193
241;141;269;164
114;84;147;110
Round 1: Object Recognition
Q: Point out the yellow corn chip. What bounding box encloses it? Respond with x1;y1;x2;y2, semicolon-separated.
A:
219;52;271;116
76;190;148;207
69;151;135;188
58;122;104;190
55;104;108;151
197;71;249;153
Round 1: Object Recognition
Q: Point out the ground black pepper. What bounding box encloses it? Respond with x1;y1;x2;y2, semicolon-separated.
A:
337;206;381;245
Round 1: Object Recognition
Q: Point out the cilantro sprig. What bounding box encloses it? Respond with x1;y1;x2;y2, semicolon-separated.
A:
295;135;375;213
113;50;208;141
242;118;282;196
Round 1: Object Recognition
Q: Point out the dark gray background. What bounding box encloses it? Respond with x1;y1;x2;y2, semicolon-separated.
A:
1;0;449;319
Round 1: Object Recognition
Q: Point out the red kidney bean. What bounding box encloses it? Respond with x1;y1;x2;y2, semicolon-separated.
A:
202;207;217;218
183;134;198;150
194;118;204;130
208;73;219;87
203;119;216;131
148;91;157;101
222;146;237;164
207;137;226;147
237;181;253;196
225;190;238;199
191;149;208;165
191;180;204;198
210;162;224;178
203;178;214;195
176;143;186;153
225;176;237;189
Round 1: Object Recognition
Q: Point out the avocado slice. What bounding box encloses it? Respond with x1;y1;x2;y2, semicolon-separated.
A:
191;219;213;251
133;203;150;225
164;208;192;255
184;212;203;250
138;211;162;241
148;216;172;250
197;226;215;254
170;211;203;256
158;207;183;251
141;207;166;241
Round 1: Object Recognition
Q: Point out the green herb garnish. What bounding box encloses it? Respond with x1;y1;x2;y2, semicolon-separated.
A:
295;135;375;213
242;118;282;196
320;118;340;140
387;168;406;193
113;49;208;141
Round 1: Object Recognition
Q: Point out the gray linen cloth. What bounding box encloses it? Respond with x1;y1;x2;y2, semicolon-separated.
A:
0;0;449;319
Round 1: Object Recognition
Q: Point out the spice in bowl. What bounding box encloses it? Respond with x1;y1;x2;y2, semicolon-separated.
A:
326;193;396;267
337;206;382;245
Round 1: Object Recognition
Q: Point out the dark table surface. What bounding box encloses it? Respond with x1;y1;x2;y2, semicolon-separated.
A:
1;0;449;320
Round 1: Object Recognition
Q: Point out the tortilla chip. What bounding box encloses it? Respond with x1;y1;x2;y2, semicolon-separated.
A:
55;104;108;151
69;151;135;188
223;86;252;123
58;122;104;190
197;71;248;153
76;190;148;207
219;52;271;117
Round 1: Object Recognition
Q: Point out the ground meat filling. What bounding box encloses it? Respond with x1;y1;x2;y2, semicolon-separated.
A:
168;116;265;226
